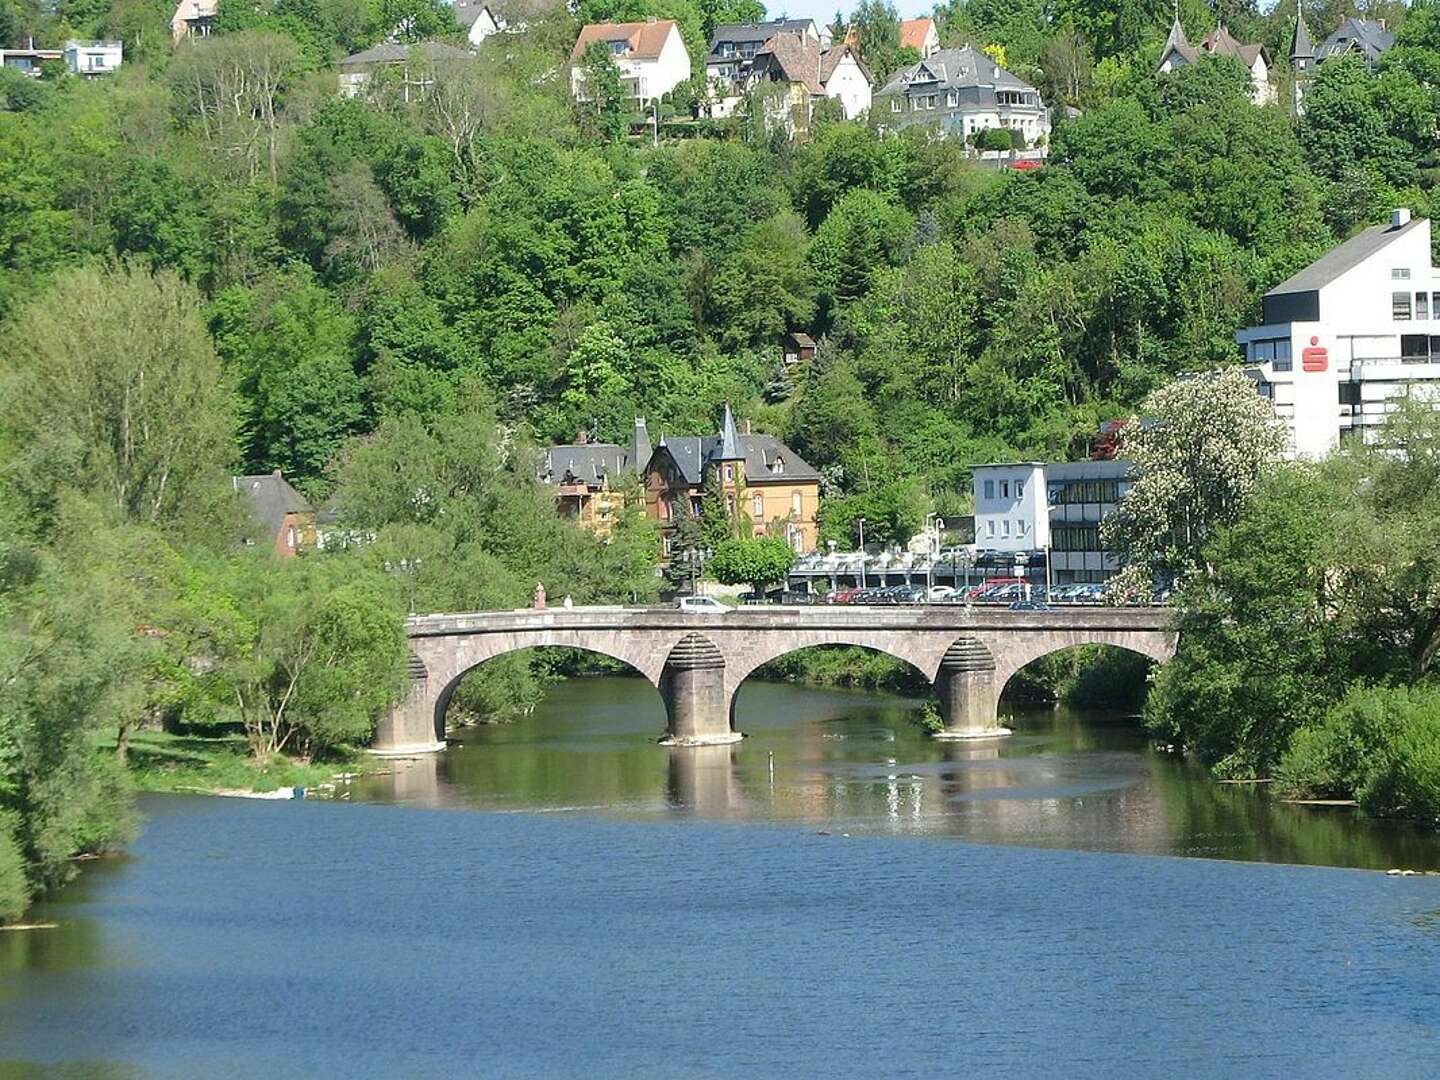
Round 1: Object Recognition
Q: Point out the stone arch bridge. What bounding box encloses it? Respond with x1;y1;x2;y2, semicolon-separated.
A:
375;606;1177;754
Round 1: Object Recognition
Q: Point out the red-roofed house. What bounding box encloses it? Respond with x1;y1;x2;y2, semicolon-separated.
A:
570;18;691;105
899;17;939;58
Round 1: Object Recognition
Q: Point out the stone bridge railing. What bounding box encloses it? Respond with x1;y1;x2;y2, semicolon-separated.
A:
374;605;1177;755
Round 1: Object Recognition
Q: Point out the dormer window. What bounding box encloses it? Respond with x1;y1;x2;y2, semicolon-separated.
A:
772;456;784;475
890;99;900;112
610;41;626;55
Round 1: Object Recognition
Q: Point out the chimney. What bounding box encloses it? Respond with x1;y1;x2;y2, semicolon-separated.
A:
1393;207;1412;228
272;468;282;478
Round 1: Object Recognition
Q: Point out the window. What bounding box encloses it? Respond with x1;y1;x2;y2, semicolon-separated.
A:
1394;291;1413;320
1402;334;1430;362
1001;519;1010;538
890;99;901;113
719;42;735;57
1016;480;1024;498
1420;292;1431;320
1393;268;1412;280
1251;338;1291;371
946;91;957;107
722;464;733;483
791;491;802;516
663;534;674;556
1338;382;1361;406
983;480;994;499
772;456;784;474
660;500;671;521
986;519;995;538
1000;480;1010;498
752;493;764;519
1017;520;1027;537
609;41;626;55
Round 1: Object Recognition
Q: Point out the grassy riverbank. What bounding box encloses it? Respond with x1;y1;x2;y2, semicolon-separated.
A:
103;731;383;795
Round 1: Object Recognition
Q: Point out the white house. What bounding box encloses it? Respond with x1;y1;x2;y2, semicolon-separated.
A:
570;19;690;107
454;1;504;46
972;460;1132;585
64;40;122;76
170;0;217;41
1238;208;1440;458
1157;18;1273;106
819;42;872;120
899;17;940;59
875;46;1049;149
742;33;873;127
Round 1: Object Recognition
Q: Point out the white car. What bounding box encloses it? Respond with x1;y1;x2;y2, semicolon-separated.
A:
927;585;956;602
677;595;730;615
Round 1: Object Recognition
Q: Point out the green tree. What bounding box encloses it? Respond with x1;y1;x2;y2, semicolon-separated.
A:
576;40;629;144
851;0;909;81
1102;369;1285;598
698;466;735;549
0;263;236;531
709;536;796;592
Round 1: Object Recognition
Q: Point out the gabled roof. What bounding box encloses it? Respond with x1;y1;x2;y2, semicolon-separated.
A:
1319;17;1394;64
898;17;935;52
819;41;871;85
876;45;1037;97
453;1;497;31
338;40;473;70
1266;215;1423;297
653;435;820;487
233;472;313;537
1161;24;1266;69
708;18;815;57
754;31;825;94
571;19;677;62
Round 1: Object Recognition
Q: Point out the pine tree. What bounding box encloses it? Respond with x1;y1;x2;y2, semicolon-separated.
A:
699;467;734;551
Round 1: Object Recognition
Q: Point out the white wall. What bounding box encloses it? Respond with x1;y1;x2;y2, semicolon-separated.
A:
466;8;502;47
824;53;870;119
972;465;1047;552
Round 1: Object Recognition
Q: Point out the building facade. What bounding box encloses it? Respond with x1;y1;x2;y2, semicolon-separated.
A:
705;18;820;117
1158;19;1273;106
1290;13;1393;116
63;40;122;75
875;46;1049;148
899;17;940;59
644;407;821;554
1237;208;1440;458
234;471;316;557
170;0;217;41
971;460;1131;585
539;420;652;539
570;19;691;106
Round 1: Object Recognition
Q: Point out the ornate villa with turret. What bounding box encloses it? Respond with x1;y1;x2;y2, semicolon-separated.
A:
540;407;821;554
1158;16;1273;105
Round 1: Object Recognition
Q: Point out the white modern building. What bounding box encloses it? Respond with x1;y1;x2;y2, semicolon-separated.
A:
1237;208;1440;458
971;460;1131;585
64;40;122;75
570;19;691;107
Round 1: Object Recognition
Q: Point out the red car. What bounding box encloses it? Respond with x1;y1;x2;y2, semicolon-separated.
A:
828;588;859;605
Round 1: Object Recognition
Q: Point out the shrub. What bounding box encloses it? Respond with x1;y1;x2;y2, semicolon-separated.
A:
0;811;29;924
1277;683;1440;825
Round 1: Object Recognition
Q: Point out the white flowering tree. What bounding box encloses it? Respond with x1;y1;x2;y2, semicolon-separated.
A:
1102;368;1286;599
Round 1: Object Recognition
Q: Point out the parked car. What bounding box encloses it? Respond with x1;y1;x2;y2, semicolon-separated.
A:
828;588;859;605
891;584;928;604
677;595;730;615
777;590;820;605
927;585;956;602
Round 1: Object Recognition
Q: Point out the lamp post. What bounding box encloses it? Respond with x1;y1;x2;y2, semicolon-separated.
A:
857;517;866;590
384;557;422;615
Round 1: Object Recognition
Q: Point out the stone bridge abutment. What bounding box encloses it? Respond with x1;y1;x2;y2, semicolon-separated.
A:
372;607;1177;755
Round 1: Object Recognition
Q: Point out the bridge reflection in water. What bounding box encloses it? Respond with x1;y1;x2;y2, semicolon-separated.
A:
376;606;1176;755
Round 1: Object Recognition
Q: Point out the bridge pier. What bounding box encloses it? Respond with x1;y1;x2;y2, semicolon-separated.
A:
932;637;1011;741
658;633;742;746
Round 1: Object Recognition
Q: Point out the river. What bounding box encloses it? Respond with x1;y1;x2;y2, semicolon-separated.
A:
4;676;1440;1078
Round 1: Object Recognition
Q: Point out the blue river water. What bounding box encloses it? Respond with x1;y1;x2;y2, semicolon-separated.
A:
4;678;1440;1078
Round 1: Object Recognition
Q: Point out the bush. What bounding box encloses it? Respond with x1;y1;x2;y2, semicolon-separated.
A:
1277;683;1440;825
0;811;29;924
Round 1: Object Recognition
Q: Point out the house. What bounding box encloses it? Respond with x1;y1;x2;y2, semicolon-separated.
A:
971;460;1132;586
782;331;817;365
1238;208;1440;458
743;32;874;130
1157;18;1273;106
538;420;653;538
234;471;316;557
454;1;504;46
645;406;821;554
570;19;690;107
875;46;1049;149
899;17;939;59
170;0;217;41
337;41;474;99
705;18;821;117
1319;17;1394;66
64;40;122;76
0;46;63;76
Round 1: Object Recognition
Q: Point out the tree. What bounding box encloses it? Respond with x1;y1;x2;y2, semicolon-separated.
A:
664;494;705;593
1101;369;1287;598
698;466;735;550
709;536;796;592
576;41;628;144
0;263;236;531
851;0;908;81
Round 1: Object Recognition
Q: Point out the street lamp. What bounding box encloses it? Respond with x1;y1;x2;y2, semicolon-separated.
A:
857;517;866;590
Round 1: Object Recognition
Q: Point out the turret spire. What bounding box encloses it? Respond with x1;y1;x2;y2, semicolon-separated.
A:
718;403;743;460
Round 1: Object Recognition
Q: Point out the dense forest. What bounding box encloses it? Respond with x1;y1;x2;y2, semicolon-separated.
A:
6;0;1440;917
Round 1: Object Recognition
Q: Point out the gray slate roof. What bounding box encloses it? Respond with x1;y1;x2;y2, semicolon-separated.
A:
876;46;1037;99
233;472;312;537
1266;215;1422;297
338;41;473;70
708;19;814;56
1319;18;1394;64
655;434;819;487
542;443;628;486
1289;13;1313;59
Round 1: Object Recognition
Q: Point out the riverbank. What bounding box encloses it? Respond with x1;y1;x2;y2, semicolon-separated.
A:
107;731;384;796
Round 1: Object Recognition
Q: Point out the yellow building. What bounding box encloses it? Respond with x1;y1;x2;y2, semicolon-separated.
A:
540;420;652;539
643;405;821;554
